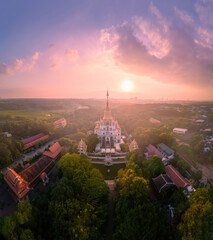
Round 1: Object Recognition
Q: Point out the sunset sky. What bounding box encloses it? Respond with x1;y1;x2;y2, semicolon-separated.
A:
1;0;213;100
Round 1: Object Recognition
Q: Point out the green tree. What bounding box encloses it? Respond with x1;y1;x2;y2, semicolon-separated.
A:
146;155;165;178
85;133;99;152
178;188;213;240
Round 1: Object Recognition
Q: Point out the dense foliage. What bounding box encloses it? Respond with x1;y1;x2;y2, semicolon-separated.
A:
0;132;23;168
178;188;213;240
113;163;166;240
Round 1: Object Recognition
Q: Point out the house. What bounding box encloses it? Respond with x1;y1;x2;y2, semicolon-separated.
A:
165;165;190;188
4;156;54;201
54;118;67;128
149;117;161;124
173;128;188;135
145;144;169;165
129;139;139;152
22;133;49;150
78;139;87;155
3;132;12;137
157;143;175;159
200;129;212;133
43;142;62;160
152;174;176;193
195;119;205;124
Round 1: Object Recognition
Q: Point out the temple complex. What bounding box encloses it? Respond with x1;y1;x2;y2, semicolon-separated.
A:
88;90;127;165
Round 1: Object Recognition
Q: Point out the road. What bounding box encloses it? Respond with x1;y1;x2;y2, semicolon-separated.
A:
105;180;116;240
0;139;56;173
176;150;213;180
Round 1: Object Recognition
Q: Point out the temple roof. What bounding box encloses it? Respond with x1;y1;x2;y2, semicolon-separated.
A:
103;109;113;120
152;174;175;193
165;165;190;188
4;168;30;200
20;156;54;185
43;142;62;159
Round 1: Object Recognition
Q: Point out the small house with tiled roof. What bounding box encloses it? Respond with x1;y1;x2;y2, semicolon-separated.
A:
43;142;62;160
165;165;190;188
145;144;169;165
157;143;175;159
54;118;67;128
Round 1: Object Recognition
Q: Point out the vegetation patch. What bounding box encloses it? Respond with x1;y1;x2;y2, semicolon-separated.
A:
92;163;126;180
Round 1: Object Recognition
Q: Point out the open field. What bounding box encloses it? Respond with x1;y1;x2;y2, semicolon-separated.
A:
92;163;126;180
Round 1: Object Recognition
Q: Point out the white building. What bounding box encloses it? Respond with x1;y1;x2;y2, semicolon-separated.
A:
78;139;87;155
173;128;188;135
89;90;126;165
94;90;121;153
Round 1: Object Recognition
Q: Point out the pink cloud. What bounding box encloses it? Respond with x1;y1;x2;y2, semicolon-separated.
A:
174;7;194;25
0;63;11;74
101;11;213;86
65;48;79;61
195;2;213;26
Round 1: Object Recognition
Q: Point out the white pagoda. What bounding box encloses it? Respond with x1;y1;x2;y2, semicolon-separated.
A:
94;90;122;155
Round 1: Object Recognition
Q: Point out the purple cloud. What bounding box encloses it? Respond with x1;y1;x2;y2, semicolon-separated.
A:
0;63;11;74
101;4;213;86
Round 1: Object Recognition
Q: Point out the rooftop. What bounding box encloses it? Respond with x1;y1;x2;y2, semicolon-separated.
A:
157;143;174;156
152;174;175;193
43;142;62;159
165;165;190;188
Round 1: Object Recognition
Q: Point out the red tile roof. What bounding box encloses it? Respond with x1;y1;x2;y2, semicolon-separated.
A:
40;172;47;181
145;144;164;159
54;118;66;125
20;156;54;185
165;165;190;188
43;142;62;159
22;133;49;150
4;168;30;200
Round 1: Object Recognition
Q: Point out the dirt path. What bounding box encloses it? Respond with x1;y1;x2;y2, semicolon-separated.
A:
177;151;213;180
105;180;116;240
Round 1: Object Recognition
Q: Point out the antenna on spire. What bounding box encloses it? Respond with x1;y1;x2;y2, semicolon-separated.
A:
106;89;109;110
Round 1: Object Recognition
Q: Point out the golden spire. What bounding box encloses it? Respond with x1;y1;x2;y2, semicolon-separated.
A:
106;89;109;111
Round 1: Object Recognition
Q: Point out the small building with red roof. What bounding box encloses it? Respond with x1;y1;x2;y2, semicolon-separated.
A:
22;133;49;150
54;118;67;128
145;144;169;165
43;142;62;160
165;165;190;188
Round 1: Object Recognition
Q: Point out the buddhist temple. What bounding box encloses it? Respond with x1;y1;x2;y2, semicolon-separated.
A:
129;139;138;152
78;139;87;155
88;90;126;165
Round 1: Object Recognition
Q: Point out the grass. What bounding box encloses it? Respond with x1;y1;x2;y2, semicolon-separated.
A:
92;163;126;180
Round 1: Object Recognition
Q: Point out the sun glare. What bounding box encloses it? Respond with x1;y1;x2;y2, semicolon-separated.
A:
121;80;133;92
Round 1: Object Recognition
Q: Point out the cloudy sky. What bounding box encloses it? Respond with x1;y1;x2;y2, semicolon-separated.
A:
1;0;213;100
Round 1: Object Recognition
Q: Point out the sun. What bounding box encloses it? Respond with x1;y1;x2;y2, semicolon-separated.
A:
121;80;133;92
